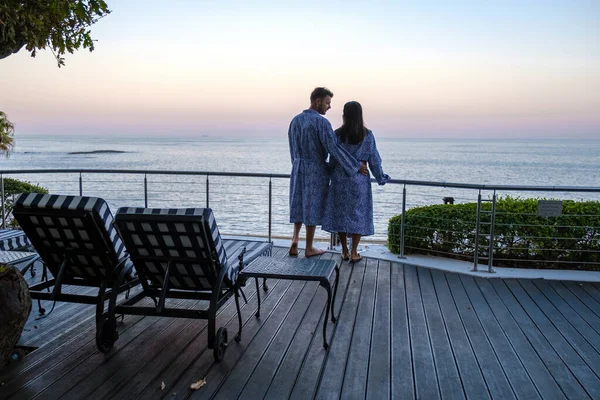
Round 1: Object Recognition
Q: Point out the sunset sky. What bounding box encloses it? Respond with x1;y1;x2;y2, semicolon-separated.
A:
1;0;599;138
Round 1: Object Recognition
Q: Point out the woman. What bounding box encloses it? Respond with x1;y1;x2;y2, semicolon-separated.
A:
322;101;390;263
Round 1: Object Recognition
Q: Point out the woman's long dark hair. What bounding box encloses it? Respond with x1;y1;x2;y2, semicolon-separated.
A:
335;101;367;145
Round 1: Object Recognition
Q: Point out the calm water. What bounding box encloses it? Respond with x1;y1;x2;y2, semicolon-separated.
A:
3;135;600;241
6;135;600;186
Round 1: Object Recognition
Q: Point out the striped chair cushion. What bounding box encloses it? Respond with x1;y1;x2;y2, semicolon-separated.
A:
13;193;133;280
0;228;31;251
115;207;237;291
222;239;273;282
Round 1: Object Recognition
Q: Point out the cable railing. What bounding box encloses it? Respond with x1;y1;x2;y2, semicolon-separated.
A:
1;169;599;272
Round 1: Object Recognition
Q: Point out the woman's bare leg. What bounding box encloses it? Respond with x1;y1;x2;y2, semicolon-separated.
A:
338;232;349;259
351;234;362;260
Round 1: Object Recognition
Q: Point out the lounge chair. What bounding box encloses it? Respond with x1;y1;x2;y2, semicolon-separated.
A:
113;207;272;361
0;228;31;251
12;193;139;353
0;228;39;276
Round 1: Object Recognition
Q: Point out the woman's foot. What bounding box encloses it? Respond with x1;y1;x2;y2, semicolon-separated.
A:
288;242;299;257
350;254;363;263
341;250;350;261
305;247;325;258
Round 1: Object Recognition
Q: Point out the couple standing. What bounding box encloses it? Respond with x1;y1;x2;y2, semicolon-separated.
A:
288;87;390;262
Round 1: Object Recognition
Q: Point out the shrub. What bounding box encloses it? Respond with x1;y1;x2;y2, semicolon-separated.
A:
388;197;600;271
1;178;48;225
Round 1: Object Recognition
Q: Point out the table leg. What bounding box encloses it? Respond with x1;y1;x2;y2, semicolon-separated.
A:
255;278;261;318
331;266;340;323
321;280;332;350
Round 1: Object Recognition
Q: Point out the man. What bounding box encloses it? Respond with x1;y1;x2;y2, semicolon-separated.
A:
288;87;368;257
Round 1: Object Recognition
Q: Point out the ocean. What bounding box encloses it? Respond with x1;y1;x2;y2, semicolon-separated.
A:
3;135;600;241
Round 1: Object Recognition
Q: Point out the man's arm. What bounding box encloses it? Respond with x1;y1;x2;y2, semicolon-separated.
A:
317;118;367;176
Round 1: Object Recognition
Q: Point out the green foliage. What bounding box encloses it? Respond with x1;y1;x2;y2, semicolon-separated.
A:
2;178;49;226
0;0;110;66
3;178;48;196
0;112;15;156
388;196;600;270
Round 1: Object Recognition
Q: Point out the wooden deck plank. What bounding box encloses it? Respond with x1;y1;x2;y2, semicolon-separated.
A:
257;281;324;400
505;279;600;398
134;248;292;400
61;300;206;400
281;256;353;400
20;286;98;344
313;260;366;400
490;279;592;399
5;303;96;379
582;283;600;304
474;277;567;399
239;255;335;399
221;280;316;399
30;299;190;400
22;304;96;348
548;281;600;334
340;257;379;399
405;264;440;400
390;263;414;399
7;298;182;400
366;261;391;400
563;282;600;318
3;242;600;400
192;280;304;399
109;280;262;400
418;268;465;400
531;280;600;351
430;269;490;400
20;285;96;338
0;297;153;399
445;273;516;399
460;275;540;399
149;278;294;399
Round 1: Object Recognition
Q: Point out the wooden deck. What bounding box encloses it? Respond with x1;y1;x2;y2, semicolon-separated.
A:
2;242;600;399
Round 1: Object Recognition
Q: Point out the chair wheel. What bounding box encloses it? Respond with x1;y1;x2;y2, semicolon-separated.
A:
213;327;228;362
10;349;26;362
96;316;118;353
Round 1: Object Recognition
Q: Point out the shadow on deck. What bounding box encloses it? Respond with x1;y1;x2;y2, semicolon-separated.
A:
2;241;600;399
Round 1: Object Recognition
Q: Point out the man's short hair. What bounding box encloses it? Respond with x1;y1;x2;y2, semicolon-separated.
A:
310;87;333;102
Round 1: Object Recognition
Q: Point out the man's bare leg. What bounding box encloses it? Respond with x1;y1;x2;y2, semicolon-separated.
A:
289;222;302;256
338;232;349;260
350;233;363;262
305;225;325;258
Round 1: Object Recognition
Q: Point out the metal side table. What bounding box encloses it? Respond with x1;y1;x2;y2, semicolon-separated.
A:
240;256;340;349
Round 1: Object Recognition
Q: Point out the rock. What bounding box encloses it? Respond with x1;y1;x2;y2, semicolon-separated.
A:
0;265;32;370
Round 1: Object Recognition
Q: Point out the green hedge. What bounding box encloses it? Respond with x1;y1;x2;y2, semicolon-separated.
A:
2;178;48;227
388;197;600;270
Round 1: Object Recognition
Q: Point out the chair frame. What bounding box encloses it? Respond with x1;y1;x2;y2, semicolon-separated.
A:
13;204;138;352
113;211;244;361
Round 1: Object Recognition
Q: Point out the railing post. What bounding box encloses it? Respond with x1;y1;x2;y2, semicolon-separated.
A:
268;177;272;242
399;184;407;258
144;174;148;208
473;191;482;272
1;174;5;229
487;191;497;273
79;173;83;196
206;174;210;208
